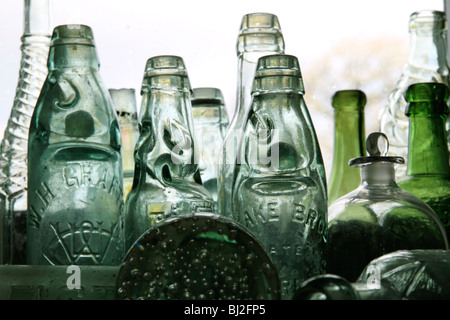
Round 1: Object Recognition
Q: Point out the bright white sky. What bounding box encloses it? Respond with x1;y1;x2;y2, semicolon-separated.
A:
0;0;445;141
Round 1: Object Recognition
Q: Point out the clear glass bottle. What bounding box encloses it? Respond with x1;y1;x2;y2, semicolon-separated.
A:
379;10;450;180
191;87;229;210
295;250;450;300
328;132;448;282
398;82;450;239
232;54;327;300
109;88;139;201
0;0;51;265
328;90;366;205
27;24;125;266
217;12;285;218
124;56;214;251
116;212;280;300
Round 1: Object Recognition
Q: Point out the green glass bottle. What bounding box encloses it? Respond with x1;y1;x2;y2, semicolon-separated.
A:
27;25;125;265
328;132;448;282
398;82;450;239
218;12;285;218
232;54;328;300
328;90;366;205
124;56;214;251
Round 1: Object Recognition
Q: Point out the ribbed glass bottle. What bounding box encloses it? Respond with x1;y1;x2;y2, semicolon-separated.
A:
328;90;366;205
109;88;139;201
0;0;51;265
398;82;450;240
379;10;450;180
217;12;285;218
232;54;327;300
191;87;228;210
124;56;214;251
27;25;125;266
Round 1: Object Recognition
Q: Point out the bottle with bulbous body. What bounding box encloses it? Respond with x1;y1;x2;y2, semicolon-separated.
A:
379;10;450;180
328;90;366;205
398;82;450;239
218;12;285;218
124;56;214;251
328;132;448;282
191;87;228;210
27;25;125;266
0;0;51;265
109;88;139;201
232;54;327;300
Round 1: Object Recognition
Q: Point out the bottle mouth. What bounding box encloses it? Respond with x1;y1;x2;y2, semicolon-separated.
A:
50;24;95;46
191;88;225;107
409;10;446;32
331;90;367;110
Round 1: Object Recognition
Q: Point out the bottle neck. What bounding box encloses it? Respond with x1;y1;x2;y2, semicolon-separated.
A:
408;27;448;72
48;44;100;70
407;113;450;176
360;162;398;187
332;107;366;161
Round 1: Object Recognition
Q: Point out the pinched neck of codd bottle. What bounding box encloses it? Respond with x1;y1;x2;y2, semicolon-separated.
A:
406;115;450;176
360;162;398;187
48;44;100;70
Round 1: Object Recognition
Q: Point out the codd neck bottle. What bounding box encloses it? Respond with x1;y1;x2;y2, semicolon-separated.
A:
218;13;285;218
109;88;139;201
398;82;450;239
328;132;448;282
379;10;450;180
124;56;214;251
0;0;50;265
232;54;327;300
191;87;228;210
328;90;366;205
27;25;125;266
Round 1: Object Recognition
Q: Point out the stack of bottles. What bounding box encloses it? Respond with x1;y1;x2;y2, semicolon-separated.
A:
0;3;449;301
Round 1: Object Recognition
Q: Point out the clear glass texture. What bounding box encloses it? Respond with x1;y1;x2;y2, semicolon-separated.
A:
116;212;280;300
191;87;228;209
328;132;448;282
232;54;327;300
379;10;450;180
398;82;450;239
0;0;50;265
109;88;139;201
295;249;450;301
328;90;366;205
217;12;285;218
124;56;214;251
27;25;125;266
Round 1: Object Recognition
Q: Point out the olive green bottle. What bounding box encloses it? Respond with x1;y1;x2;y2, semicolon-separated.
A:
27;25;125;265
232;54;327;300
124;56;214;251
398;82;450;239
328;90;366;205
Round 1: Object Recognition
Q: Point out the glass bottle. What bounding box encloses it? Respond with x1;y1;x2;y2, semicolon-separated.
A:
109;88;139;201
398;82;450;239
379;10;450;180
27;24;125;266
328;90;366;205
295;250;450;300
116;212;280;300
124;56;214;251
328;132;448;282
232;54;328;300
191;87;229;210
0;0;51;265
217;12;285;218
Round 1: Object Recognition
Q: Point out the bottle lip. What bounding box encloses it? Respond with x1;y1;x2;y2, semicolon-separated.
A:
191;87;225;106
409;10;446;31
50;24;95;46
349;156;404;167
143;55;188;78
331;90;367;109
